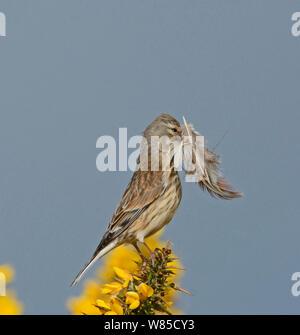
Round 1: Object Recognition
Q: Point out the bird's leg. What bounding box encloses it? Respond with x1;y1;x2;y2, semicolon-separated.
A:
143;242;156;266
132;242;147;272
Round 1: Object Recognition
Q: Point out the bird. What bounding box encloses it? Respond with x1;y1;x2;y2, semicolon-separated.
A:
71;113;242;286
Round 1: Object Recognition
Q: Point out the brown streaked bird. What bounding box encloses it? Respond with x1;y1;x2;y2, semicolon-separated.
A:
71;113;242;286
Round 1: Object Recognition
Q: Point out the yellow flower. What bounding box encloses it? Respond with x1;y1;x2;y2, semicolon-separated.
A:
68;296;101;315
0;291;23;315
113;267;132;287
125;292;140;310
105;311;117;315
101;281;123;295
97;232;162;282
110;297;123;315
83;280;102;299
67;231;185;315
96;298;124;315
96;299;110;310
0;264;23;315
137;283;154;301
97;245;139;281
95;299;111;314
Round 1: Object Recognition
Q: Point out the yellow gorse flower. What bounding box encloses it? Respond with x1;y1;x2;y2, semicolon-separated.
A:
67;232;186;315
96;297;124;315
113;266;132;287
110;297;123;315
100;282;123;295
0;264;23;315
96;299;110;311
125;292;140;310
137;283;154;301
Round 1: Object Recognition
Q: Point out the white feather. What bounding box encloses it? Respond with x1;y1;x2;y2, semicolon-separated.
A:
181;116;242;200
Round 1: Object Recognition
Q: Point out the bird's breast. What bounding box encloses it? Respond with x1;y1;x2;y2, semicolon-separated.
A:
134;170;182;242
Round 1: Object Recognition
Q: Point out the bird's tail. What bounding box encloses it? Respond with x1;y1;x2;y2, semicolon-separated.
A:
70;241;117;287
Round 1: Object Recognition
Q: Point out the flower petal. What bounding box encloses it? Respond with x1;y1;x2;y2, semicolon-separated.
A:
100;282;123;295
137;283;154;300
125;292;140;310
96;299;111;310
105;311;117;315
111;298;124;315
113;267;132;287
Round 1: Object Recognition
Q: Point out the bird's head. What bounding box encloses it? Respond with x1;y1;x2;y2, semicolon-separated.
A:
139;114;182;170
144;113;182;139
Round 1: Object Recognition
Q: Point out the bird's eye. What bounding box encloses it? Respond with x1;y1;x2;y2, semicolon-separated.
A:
171;128;178;132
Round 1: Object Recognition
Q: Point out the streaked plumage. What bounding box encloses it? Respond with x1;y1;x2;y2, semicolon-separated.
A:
71;114;241;286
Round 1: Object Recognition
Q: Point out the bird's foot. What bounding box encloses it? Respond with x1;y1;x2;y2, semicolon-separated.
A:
141;257;148;273
149;252;156;267
143;242;157;267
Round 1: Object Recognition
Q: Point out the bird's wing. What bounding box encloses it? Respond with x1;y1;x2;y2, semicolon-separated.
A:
182;118;243;200
99;170;166;248
71;169;167;287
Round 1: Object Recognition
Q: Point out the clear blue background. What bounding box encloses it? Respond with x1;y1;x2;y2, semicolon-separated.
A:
0;0;299;314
